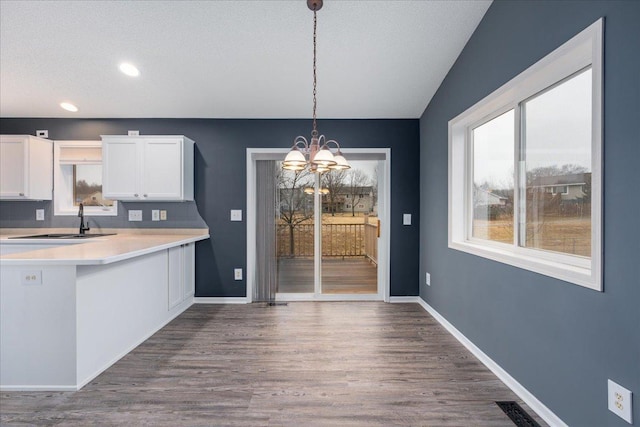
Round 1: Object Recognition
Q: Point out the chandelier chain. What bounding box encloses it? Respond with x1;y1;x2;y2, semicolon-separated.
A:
312;9;318;136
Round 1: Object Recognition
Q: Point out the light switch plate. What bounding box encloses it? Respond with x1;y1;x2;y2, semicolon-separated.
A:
403;214;411;226
36;209;45;221
128;210;143;221
230;209;242;222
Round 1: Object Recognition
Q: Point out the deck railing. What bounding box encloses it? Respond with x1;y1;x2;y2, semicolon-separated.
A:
277;223;378;262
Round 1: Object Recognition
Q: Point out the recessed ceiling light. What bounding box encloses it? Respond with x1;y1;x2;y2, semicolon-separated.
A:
119;62;140;77
60;102;78;112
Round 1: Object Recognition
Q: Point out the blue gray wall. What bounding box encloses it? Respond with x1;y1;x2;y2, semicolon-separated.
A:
419;1;639;426
0;118;420;297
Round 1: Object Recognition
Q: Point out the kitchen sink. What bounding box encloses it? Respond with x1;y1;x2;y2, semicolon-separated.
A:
9;233;116;239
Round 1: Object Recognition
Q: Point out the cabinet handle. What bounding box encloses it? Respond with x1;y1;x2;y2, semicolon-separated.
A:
143;194;148;197
134;193;139;197
19;192;24;196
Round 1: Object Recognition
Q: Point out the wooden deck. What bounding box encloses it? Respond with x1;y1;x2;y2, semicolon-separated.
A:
277;257;377;294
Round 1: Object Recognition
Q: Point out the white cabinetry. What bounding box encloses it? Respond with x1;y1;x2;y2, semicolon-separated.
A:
0;135;53;200
168;243;195;310
101;135;194;201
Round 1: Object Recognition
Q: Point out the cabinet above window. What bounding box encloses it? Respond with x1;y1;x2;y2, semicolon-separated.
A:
101;135;195;202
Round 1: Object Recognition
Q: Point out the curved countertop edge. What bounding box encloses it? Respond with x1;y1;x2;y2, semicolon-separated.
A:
0;231;210;266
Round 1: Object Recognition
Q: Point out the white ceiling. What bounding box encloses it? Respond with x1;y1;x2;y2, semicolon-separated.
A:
0;0;491;119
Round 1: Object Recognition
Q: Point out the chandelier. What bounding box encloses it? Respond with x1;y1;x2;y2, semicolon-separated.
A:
282;0;350;174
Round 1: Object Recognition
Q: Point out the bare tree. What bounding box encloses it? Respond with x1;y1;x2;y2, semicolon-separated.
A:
346;169;370;217
321;169;347;216
370;165;378;214
277;168;314;257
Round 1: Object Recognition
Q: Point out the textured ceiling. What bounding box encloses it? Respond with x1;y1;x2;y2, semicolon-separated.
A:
0;0;491;119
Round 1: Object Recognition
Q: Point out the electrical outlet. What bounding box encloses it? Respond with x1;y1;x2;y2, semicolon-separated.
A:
36;130;48;138
403;213;411;225
128;210;143;221
151;210;160;221
160;210;167;220
128;130;140;136
608;379;633;423
21;270;42;285
36;209;45;221
426;272;431;286
234;268;243;281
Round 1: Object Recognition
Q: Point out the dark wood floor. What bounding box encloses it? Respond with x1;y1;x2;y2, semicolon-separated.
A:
278;258;377;294
0;302;546;426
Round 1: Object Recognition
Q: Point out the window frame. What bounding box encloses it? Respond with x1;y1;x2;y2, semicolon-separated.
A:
448;18;603;291
53;140;118;217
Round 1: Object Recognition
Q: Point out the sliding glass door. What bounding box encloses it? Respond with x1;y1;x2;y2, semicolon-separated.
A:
250;150;388;302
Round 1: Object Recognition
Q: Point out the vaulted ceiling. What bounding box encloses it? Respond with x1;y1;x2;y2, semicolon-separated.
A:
0;0;491;119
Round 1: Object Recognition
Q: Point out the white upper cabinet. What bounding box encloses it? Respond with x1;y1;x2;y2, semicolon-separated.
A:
102;135;194;201
0;135;53;200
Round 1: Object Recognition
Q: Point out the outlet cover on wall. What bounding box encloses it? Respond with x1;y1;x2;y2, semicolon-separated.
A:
234;268;243;281
151;210;160;221
36;130;48;138
160;210;167;220
36;209;45;221
128;210;143;221
230;209;242;221
608;379;633;423
21;270;42;285
426;272;431;286
403;213;412;225
128;130;140;136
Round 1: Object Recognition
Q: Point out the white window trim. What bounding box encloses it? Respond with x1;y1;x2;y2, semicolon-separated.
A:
448;18;603;291
53;140;118;216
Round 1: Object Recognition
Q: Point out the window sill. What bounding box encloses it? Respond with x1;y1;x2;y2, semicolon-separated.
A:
448;239;600;291
54;206;118;217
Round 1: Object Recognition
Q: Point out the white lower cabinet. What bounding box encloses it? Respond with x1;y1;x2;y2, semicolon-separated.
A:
168;243;195;310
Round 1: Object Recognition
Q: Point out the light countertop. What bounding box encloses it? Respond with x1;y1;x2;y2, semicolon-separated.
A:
0;229;209;266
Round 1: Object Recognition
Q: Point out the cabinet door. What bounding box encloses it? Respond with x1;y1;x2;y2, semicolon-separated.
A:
183;243;195;298
141;138;183;200
168;246;183;310
0;139;26;198
102;140;140;199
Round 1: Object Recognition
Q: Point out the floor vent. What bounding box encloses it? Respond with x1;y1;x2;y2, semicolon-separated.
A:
496;401;541;427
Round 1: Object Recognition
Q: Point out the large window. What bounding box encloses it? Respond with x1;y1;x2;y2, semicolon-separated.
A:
53;141;117;216
448;19;602;290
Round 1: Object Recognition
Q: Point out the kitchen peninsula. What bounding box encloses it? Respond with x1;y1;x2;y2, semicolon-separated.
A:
0;229;209;391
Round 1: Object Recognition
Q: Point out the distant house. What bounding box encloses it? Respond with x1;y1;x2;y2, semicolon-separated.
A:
531;173;590;201
324;186;375;214
278;186;375;215
473;188;508;207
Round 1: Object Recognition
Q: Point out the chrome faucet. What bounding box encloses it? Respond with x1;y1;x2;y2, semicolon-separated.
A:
78;203;90;235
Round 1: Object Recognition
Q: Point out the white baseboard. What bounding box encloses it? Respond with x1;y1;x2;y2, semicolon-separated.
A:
194;297;249;304
0;384;78;392
389;296;420;303
412;297;567;427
